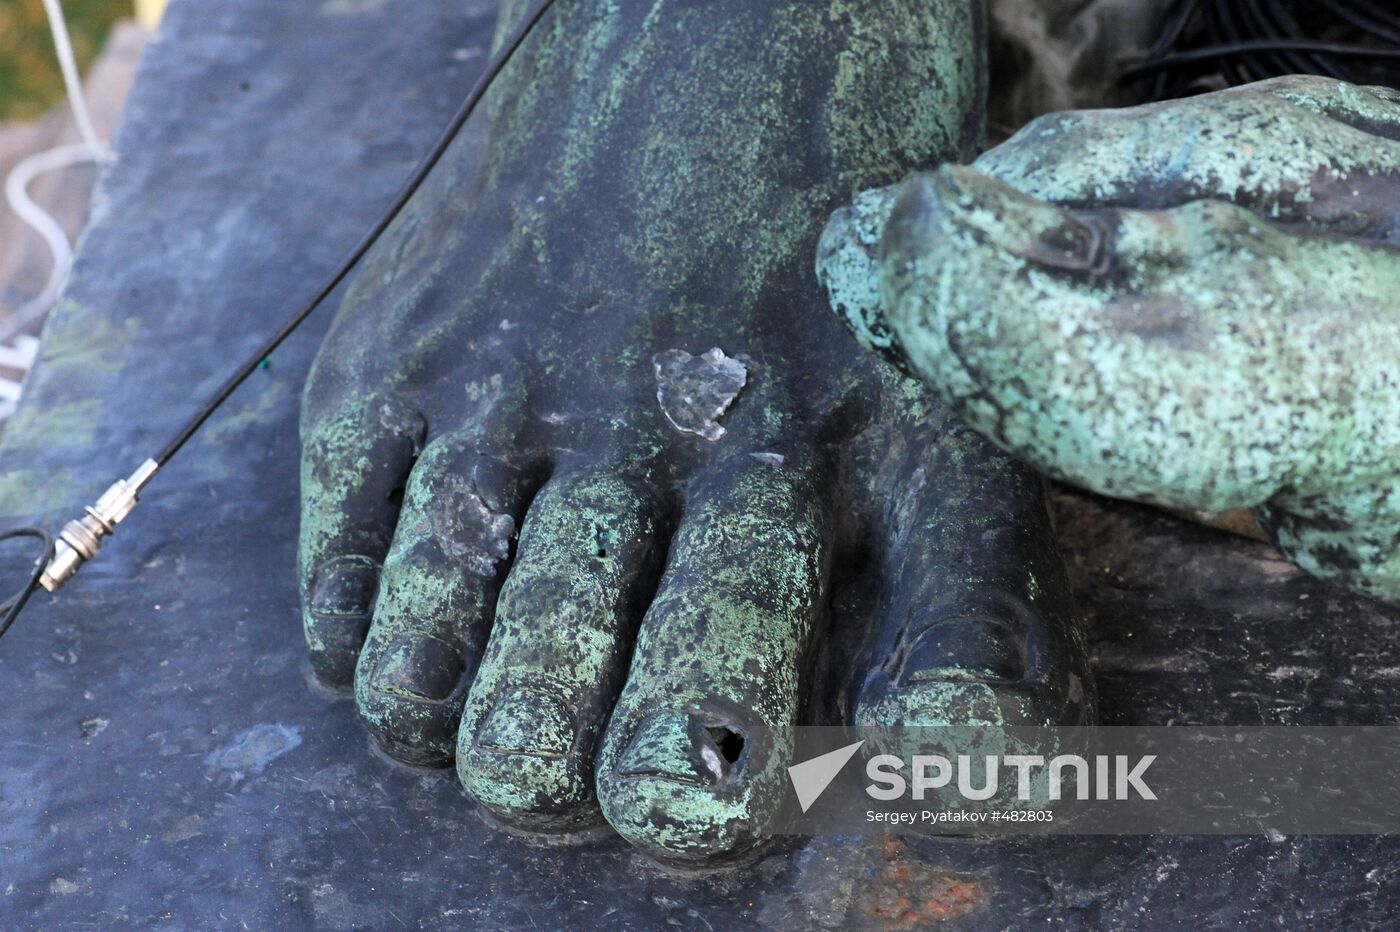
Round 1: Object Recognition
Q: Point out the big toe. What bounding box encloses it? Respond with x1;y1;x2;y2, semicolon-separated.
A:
596;455;828;864
604;706;768;861
854;419;1093;731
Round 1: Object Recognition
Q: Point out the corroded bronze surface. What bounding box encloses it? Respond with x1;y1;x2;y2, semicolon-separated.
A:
822;77;1400;604
300;0;1088;863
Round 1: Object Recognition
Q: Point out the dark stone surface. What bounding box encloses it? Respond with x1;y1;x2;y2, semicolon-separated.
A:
1;0;1398;927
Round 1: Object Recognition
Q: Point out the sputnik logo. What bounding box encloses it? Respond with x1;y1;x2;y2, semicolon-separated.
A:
787;740;865;812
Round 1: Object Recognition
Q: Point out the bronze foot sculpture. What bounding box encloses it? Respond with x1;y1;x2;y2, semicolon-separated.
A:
299;0;1090;864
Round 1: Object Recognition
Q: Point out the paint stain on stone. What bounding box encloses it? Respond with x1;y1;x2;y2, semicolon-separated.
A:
161;815;203;843
205;723;303;776
79;717;109;739
861;839;987;925
320;0;386;15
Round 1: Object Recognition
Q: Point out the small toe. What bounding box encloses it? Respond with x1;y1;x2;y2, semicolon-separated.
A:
897;615;1025;685
855;419;1093;730
456;471;667;831
300;396;424;686
354;432;537;766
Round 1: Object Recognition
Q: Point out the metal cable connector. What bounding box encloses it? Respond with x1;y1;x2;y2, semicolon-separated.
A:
0;0;557;638
39;459;159;593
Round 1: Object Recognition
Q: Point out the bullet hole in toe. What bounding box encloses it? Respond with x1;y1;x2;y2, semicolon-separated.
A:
387;486;405;507
708;726;745;764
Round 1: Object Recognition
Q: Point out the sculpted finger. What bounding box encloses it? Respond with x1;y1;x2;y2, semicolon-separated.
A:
878;165;1400;512
973;76;1400;241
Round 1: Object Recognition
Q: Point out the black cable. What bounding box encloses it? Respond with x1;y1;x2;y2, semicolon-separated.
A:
1247;0;1333;80
154;0;559;466
1142;0;1204;100
1347;0;1400;38
1324;0;1400;46
1209;0;1257;85
0;529;53;642
0;1;560;645
1123;38;1400;81
1127;0;1400;95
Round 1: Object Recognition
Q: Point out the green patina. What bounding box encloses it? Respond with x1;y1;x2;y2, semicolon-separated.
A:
0;467;74;518
32;300;139;377
820;76;1400;604
454;473;663;826
593;462;828;862
2;399;101;454
204;379;290;443
295;0;1079;866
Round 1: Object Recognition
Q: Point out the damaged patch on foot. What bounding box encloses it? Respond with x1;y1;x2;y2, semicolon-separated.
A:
653;347;747;441
376;394;427;454
429;477;516;575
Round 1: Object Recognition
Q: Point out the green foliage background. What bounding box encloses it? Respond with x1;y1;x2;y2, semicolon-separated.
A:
0;0;130;121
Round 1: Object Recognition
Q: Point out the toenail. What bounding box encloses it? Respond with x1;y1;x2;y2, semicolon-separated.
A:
370;635;466;702
475;688;574;758
899;615;1025;685
310;556;379;617
617;712;744;785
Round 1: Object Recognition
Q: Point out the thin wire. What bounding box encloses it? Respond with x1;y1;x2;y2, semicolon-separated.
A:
1208;0;1256;85
1346;0;1400;37
1321;0;1400;44
0;529;53;641
154;0;559;466
0;1;561;644
1123;38;1400;81
0;1;100;644
1146;0;1205;99
1244;0;1324;79
1126;0;1400;94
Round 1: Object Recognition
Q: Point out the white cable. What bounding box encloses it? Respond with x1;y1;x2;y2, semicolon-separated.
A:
1;143;97;343
0;0;112;354
41;0;107;160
